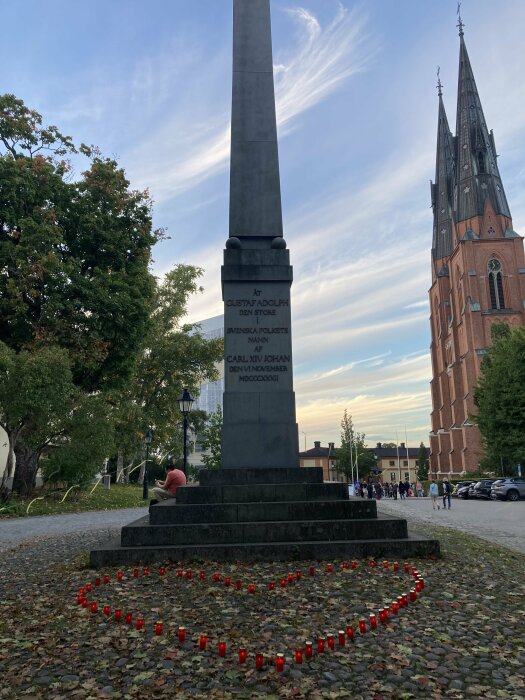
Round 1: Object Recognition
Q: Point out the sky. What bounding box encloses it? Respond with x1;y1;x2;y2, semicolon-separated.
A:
2;0;524;451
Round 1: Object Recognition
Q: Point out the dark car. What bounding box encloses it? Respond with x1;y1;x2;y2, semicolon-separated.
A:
469;479;497;499
490;477;525;502
456;481;475;499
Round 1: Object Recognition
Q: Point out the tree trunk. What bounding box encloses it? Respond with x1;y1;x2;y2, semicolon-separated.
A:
12;444;39;497
0;431;16;493
116;451;124;483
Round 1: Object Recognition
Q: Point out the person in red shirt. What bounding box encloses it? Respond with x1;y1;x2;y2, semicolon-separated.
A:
152;464;186;502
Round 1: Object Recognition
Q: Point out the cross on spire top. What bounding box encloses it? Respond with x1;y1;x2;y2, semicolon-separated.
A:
436;66;443;97
457;2;464;36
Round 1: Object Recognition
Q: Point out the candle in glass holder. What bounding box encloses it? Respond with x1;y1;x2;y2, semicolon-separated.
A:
268;582;275;590
402;594;408;606
295;649;303;664
81;599;88;608
77;595;84;604
143;568;149;576
90;603;97;613
403;562;409;573
296;570;301;580
415;580;423;592
114;609;122;622
309;566;315;576
199;635;207;650
125;613;133;625
276;654;285;672
391;601;399;615
133;569;139;578
346;625;354;640
369;614;377;629
351;560;357;569
378;609;386;624
411;567;418;576
117;572;123;581
236;580;242;590
159;567;166;576
225;577;231;587
95;577;101;586
317;638;325;653
398;595;404;608
186;570;192;579
136;619;144;630
104;606;111;616
280;579;286;588
409;589;417;602
256;653;264;669
177;569;183;578
79;588;85;595
287;573;294;583
86;583;92;592
103;575;110;584
327;634;334;650
393;562;399;571
178;626;186;643
305;641;313;658
326;564;333;573
213;573;220;582
369;560;376;568
338;631;345;647
199;570;205;579
239;649;247;664
359;619;367;634
383;561;388;569
218;641;226;657
248;584;255;594
155;622;163;636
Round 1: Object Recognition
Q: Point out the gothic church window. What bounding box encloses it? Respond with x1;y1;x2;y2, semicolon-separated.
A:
487;258;505;310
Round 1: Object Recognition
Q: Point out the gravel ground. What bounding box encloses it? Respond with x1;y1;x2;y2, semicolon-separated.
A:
0;519;523;700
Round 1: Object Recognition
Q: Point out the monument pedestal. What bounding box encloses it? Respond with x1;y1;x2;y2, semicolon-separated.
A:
90;468;439;566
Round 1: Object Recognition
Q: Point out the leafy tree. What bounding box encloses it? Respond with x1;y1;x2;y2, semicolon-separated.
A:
417;442;429;481
200;405;223;470
338;410;376;480
473;323;525;473
0;94;161;493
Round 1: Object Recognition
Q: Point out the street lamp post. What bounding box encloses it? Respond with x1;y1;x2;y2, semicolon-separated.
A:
178;388;194;477
143;429;153;500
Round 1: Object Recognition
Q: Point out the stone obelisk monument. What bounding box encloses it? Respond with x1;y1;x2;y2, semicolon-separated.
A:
221;0;299;469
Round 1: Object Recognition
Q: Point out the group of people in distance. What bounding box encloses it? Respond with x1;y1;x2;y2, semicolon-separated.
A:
356;477;453;510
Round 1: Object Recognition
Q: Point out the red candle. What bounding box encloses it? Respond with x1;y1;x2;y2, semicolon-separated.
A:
393;562;399;571
341;562;348;570
409;589;417;602
351;561;357;569
236;580;242;590
417;577;425;589
295;649;303;664
327;634;334;650
213;573;220;582
256;653;264;669
199;571;205;580
186;570;192;579
199;635;207;650
392;601;399;614
86;583;92;592
95;577;101;586
415;580;423;592
90;603;97;613
398;595;404;608
178;626;186;642
268;582;275;590
225;577;231;586
287;573;294;583
77;595;84;604
136;619;144;630
402;594;408;606
103;575;110;584
305;641;313;658
103;606;110;616
338;631;345;647
155;622;163;636
378;609;386;624
143;568;149;576
317;638;325;653
160;567;166;576
369;560;376;568
280;579;286;588
309;566;315;576
276;654;285;672
248;584;255;594
79;588;85;595
177;569;183;578
114;609;122;621
117;572;123;581
327;564;333;572
369;614;377;629
383;561;389;569
346;625;354;640
404;562;409;573
133;569;139;578
411;567;418;576
218;641;226;657
239;649;247;664
359;619;367;634
296;570;301;579
81;599;88;608
125;613;133;625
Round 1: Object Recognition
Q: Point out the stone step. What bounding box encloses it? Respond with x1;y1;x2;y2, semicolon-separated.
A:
90;535;440;567
149;498;377;525
121;515;408;547
176;482;347;504
199;467;323;486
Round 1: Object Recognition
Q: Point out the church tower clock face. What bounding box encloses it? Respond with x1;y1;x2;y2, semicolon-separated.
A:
488;258;501;273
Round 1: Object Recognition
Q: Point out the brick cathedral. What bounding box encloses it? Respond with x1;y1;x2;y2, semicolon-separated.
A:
428;19;525;477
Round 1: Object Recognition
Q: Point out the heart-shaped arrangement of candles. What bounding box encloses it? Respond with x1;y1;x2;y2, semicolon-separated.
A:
75;560;426;672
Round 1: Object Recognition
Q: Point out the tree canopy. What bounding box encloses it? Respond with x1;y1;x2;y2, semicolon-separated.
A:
473;323;525;474
338;410;376;480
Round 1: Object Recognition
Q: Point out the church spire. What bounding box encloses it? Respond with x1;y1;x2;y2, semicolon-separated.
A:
454;28;511;223
431;70;455;266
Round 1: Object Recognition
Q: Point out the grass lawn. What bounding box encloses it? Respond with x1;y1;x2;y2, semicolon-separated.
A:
0;483;146;517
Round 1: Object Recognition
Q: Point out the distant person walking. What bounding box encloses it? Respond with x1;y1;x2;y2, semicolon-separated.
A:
392;483;398;500
429;480;439;509
367;482;374;499
398;481;405;500
442;479;452;509
416;481;424;497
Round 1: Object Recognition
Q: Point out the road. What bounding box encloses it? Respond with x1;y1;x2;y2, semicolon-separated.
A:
376;496;525;553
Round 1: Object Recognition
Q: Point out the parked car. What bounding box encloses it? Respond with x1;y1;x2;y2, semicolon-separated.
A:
469;479;497;499
456;481;475;499
490;477;525;502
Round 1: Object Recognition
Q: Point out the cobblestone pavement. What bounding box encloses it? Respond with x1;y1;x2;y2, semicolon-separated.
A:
0;507;147;553
376;496;525;553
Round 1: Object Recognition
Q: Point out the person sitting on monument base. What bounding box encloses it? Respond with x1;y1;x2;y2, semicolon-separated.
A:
152;463;186;503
